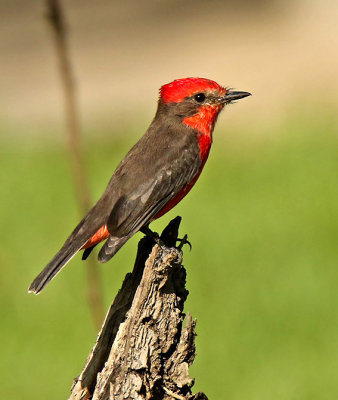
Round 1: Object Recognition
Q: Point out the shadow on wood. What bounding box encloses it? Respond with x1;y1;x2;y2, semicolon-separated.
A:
70;216;207;400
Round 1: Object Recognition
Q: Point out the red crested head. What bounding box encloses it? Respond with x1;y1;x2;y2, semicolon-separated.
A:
160;77;226;103
158;77;251;160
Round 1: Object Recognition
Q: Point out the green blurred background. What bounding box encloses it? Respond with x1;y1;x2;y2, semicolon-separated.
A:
1;1;338;399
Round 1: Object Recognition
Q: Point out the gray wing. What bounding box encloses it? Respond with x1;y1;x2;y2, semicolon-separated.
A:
111;158;199;236
98;139;201;262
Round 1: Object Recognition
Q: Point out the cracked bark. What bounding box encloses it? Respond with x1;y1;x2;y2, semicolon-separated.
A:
69;217;207;400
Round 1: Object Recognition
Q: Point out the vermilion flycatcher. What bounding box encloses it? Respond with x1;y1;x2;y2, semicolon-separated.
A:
29;77;250;294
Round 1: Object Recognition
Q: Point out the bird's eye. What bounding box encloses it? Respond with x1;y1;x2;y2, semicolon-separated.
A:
194;93;206;103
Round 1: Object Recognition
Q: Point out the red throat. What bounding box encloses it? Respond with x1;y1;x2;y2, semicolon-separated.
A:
183;104;223;160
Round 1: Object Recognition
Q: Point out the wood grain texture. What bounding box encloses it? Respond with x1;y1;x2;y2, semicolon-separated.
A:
69;217;207;400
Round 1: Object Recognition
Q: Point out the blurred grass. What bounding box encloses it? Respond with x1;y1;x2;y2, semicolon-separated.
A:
1;109;338;399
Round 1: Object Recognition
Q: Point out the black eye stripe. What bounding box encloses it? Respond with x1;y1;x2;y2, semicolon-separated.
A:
194;93;206;103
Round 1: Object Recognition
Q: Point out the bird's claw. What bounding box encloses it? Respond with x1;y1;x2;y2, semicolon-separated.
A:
141;224;191;250
176;234;192;251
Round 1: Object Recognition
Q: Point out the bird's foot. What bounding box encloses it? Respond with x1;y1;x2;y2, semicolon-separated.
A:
176;234;192;251
141;218;191;251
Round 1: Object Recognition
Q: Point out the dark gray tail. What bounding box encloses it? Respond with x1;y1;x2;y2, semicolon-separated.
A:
29;234;130;294
97;235;130;263
28;243;83;294
28;199;110;294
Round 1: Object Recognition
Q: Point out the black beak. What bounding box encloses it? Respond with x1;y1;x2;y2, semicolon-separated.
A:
220;90;251;104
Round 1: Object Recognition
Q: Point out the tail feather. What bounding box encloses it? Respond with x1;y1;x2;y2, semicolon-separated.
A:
98;236;129;263
29;198;110;294
28;244;82;294
82;244;97;260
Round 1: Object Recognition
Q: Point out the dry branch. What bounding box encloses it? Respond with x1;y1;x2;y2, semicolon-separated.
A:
70;217;207;400
45;0;104;327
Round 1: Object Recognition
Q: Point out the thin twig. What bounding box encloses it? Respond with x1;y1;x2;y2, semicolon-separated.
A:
45;0;104;329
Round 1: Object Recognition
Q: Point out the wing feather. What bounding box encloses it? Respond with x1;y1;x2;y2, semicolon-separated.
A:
106;153;200;240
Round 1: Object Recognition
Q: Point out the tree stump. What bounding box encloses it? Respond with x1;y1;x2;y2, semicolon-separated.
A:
69;217;207;400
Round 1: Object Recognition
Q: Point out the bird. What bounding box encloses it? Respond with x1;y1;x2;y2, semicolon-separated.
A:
29;77;251;294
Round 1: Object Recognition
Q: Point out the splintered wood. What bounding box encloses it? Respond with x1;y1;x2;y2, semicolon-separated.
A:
70;218;207;400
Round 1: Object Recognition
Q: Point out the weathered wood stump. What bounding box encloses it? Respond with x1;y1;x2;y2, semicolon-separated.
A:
70;217;207;400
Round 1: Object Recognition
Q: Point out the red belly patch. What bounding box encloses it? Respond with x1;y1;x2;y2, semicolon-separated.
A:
82;224;110;249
